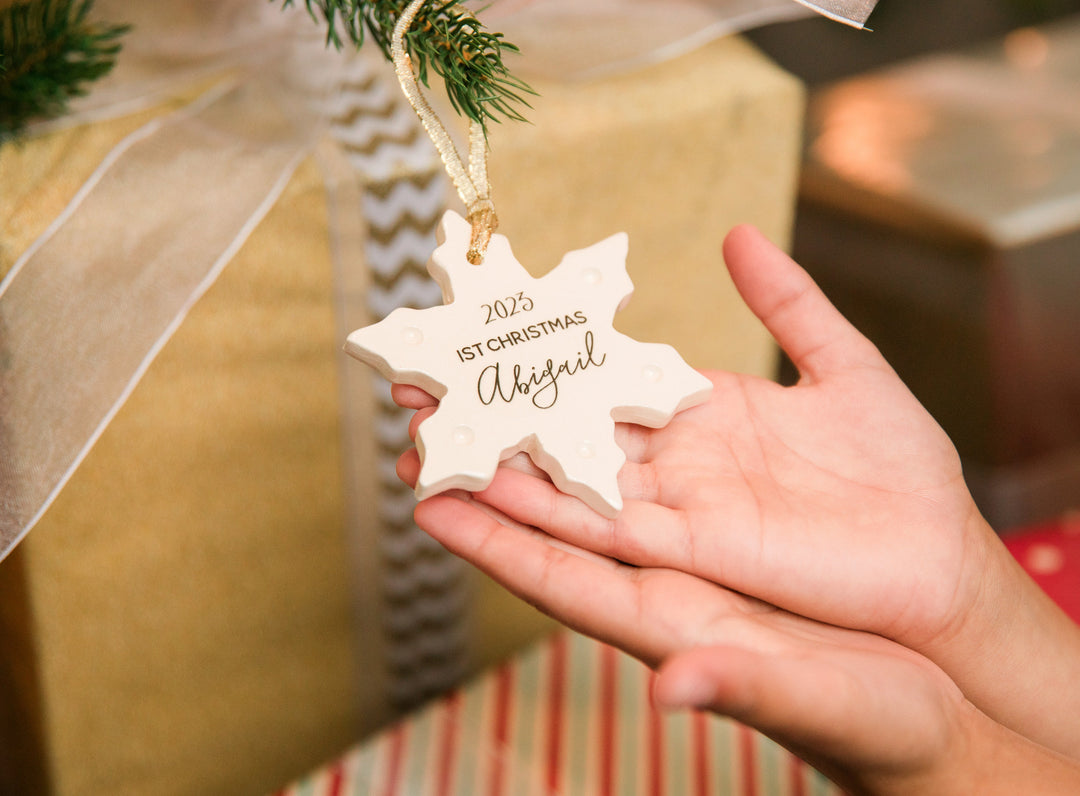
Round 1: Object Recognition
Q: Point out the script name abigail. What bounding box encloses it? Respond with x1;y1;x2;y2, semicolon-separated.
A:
476;331;607;409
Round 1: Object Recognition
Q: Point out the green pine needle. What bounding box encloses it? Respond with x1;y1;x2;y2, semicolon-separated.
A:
282;0;534;129
0;0;128;144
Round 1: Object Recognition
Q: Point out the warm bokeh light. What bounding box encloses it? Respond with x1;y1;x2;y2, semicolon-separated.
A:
809;82;933;193
1004;27;1050;71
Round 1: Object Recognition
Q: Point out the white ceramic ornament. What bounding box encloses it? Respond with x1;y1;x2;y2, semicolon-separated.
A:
346;210;713;518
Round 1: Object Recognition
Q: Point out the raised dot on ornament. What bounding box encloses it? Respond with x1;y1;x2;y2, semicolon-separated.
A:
452;426;475;446
577;441;596;459
642;364;663;383
581;267;602;286
402;326;424;345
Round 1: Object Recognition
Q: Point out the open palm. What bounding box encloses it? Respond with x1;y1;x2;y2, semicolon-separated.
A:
397;224;990;654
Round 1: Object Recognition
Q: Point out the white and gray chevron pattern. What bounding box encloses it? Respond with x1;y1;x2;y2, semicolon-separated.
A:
330;53;467;713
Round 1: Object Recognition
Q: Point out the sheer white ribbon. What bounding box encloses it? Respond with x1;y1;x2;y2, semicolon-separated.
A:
0;1;345;559
481;0;875;81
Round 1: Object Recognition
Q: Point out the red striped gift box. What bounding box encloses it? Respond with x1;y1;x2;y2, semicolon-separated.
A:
277;631;842;796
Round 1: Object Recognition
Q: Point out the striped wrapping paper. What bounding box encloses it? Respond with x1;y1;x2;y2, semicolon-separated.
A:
277;631;843;796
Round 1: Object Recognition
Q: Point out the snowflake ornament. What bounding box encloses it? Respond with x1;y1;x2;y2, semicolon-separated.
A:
346;211;713;517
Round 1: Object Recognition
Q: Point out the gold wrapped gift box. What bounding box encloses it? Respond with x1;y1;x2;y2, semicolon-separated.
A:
0;32;803;796
1;117;370;795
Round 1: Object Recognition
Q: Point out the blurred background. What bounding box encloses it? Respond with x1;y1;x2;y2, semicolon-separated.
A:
752;0;1080;530
2;1;1079;793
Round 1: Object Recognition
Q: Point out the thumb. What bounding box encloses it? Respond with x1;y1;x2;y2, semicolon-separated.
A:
654;644;832;730
653;644;865;763
722;225;886;382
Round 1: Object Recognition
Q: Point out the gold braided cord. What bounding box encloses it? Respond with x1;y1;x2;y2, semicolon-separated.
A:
467;119;489;198
391;0;497;263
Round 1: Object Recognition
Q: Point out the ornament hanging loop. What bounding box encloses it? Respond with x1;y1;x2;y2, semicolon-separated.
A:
391;0;498;264
466;202;497;265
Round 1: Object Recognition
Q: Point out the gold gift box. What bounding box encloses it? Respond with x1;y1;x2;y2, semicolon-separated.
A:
1;109;371;794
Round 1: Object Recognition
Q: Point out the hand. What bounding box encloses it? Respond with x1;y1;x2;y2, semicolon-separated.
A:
398;224;981;639
393;225;1080;757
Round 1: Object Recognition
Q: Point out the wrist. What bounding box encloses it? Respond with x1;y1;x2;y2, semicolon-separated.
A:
849;704;1080;796
948;707;1080;796
919;510;1080;758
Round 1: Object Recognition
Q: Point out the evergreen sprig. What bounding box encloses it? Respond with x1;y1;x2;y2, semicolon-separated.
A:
283;0;533;128
0;0;127;144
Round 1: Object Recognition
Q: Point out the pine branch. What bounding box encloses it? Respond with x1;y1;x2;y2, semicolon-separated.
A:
0;0;128;144
282;0;534;128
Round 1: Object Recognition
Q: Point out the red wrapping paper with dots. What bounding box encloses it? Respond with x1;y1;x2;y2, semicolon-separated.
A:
1005;513;1080;623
